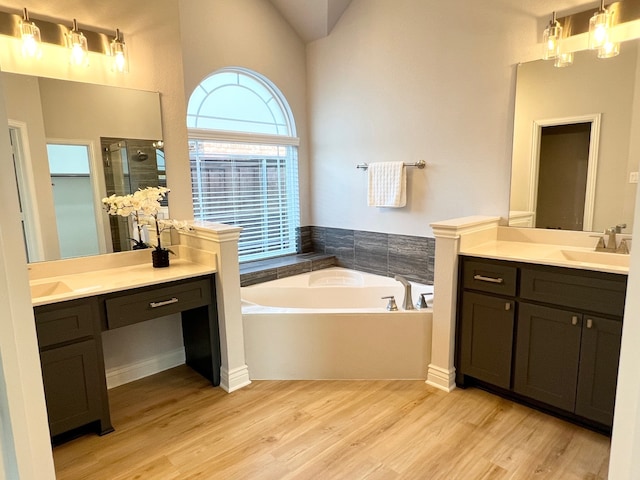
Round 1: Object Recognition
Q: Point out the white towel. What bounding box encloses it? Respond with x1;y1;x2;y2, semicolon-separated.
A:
367;162;406;207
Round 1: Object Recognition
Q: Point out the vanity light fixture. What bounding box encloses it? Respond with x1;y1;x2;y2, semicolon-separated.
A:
589;0;614;50
19;8;41;59
67;18;89;67
109;28;128;73
543;11;563;60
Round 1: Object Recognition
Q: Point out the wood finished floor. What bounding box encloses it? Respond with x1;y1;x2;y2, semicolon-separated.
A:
53;366;610;480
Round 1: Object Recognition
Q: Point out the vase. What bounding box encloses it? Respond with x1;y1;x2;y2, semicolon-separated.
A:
152;248;170;268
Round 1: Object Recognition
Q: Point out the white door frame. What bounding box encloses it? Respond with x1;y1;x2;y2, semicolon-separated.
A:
8;121;46;262
46;137;110;255
528;113;601;231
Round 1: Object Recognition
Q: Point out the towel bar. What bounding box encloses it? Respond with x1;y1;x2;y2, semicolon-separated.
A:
356;160;426;171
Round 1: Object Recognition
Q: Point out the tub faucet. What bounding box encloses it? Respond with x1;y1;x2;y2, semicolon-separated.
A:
394;275;415;310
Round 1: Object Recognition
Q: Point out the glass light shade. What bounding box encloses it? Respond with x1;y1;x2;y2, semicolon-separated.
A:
68;31;89;66
543;22;562;60
598;40;620;58
20;21;42;59
589;10;612;50
554;51;574;68
110;37;129;73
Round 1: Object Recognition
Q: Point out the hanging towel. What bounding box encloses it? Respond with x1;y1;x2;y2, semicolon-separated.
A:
367;161;406;207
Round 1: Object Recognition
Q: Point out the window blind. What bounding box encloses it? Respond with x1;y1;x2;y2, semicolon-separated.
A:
189;139;300;262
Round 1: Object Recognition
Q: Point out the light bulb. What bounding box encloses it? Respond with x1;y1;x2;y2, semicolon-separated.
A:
19;9;42;59
542;13;562;60
109;29;129;73
67;20;89;67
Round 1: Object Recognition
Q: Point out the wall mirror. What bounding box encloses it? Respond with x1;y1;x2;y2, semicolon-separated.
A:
2;72;164;262
509;40;640;232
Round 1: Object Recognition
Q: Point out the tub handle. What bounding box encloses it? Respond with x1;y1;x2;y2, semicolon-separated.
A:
416;293;431;309
381;296;398;311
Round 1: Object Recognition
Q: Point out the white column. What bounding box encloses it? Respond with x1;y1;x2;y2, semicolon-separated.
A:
0;77;56;479
177;221;251;392
426;216;500;392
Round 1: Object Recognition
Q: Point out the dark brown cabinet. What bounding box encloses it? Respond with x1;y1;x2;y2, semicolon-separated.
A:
460;292;514;389
456;256;626;430
34;298;112;437
34;274;220;440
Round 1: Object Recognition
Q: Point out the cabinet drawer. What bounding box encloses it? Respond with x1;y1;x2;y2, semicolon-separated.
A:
462;258;517;296
520;268;626;316
34;299;97;348
105;277;213;329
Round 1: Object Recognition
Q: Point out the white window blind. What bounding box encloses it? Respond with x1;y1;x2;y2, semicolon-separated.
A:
190;139;300;262
187;68;300;262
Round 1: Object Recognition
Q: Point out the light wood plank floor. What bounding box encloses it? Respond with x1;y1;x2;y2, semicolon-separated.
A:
53;366;610;480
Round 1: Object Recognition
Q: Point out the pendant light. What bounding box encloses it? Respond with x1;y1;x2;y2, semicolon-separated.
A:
589;0;613;50
67;19;89;67
543;11;563;60
110;28;129;73
19;8;41;59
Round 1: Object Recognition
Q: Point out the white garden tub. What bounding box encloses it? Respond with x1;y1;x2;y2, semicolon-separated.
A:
241;268;433;380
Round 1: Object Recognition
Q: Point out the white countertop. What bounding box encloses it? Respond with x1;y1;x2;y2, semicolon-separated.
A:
30;250;217;307
461;240;629;275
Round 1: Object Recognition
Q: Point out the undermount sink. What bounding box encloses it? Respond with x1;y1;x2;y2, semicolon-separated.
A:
30;281;73;298
550;249;631;268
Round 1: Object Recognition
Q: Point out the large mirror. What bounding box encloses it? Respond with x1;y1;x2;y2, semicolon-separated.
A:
2;72;164;262
509;40;640;232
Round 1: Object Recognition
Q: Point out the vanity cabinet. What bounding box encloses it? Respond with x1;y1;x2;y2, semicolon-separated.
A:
34;274;220;440
34;297;112;437
456;256;626;430
458;260;517;389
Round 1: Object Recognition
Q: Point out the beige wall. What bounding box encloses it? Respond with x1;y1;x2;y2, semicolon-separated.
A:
0;0;192;219
0;2;187;477
511;44;639;232
306;0;537;236
178;0;311;225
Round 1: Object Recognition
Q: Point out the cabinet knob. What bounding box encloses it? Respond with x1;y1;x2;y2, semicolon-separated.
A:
571;316;579;326
505;302;511;311
586;318;593;329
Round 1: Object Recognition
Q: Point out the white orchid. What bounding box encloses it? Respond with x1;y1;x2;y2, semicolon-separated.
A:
102;187;190;251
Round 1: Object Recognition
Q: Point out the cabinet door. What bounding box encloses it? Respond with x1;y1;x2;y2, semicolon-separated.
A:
459;292;515;389
40;339;102;437
575;316;622;426
514;303;582;411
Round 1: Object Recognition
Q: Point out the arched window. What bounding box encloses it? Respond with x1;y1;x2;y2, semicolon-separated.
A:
187;68;300;262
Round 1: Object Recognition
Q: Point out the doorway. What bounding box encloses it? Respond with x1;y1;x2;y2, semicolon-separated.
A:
46;143;101;259
529;114;601;231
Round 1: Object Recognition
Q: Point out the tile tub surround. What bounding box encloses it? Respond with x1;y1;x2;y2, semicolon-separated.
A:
240;253;336;287
305;226;435;285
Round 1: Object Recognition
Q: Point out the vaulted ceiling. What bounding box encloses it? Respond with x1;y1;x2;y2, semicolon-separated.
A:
268;0;353;43
268;0;599;44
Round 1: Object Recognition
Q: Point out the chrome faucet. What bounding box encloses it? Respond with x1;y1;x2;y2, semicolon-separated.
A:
394;275;415;310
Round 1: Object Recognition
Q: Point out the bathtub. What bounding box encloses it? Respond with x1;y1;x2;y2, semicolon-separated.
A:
241;268;433;380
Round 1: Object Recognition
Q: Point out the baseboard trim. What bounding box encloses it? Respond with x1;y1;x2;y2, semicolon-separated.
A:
426;364;456;393
220;365;251;393
106;348;186;389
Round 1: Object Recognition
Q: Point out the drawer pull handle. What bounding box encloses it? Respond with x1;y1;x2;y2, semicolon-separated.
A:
150;297;179;308
571;316;579;326
586;318;593;329
473;275;504;284
505;302;511;311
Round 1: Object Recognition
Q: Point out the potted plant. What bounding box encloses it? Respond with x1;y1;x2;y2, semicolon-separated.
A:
102;187;190;268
